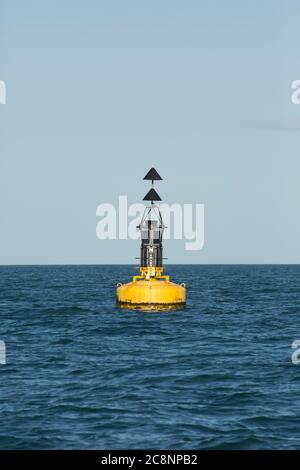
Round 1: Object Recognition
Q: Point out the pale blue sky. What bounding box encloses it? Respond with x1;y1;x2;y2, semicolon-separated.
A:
0;0;300;264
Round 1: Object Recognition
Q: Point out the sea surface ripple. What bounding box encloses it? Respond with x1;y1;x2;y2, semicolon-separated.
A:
0;265;300;449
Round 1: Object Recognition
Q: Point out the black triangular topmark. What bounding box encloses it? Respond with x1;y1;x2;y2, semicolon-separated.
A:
143;168;162;181
143;188;161;201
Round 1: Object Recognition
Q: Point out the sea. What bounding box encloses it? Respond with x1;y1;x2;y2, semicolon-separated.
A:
0;264;300;449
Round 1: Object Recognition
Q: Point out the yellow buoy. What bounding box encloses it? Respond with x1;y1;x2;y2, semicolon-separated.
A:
117;270;186;308
116;168;186;309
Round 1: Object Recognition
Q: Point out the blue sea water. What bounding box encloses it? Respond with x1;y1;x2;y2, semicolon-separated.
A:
0;264;300;450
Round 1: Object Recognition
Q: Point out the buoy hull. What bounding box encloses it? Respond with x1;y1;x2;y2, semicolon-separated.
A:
117;279;186;307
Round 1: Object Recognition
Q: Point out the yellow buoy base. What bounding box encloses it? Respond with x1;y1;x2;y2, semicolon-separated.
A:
116;277;186;308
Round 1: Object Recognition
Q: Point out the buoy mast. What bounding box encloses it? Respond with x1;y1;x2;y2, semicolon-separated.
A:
138;168;164;280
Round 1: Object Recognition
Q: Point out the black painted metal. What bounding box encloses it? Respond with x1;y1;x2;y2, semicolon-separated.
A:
143;188;161;201
143;167;162;181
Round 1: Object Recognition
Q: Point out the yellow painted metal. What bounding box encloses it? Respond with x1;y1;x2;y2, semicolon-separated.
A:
117;277;186;306
140;266;164;278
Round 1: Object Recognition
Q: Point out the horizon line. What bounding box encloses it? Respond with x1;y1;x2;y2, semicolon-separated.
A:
0;263;300;267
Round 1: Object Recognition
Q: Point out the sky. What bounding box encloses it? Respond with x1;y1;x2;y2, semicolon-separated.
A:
0;0;300;264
